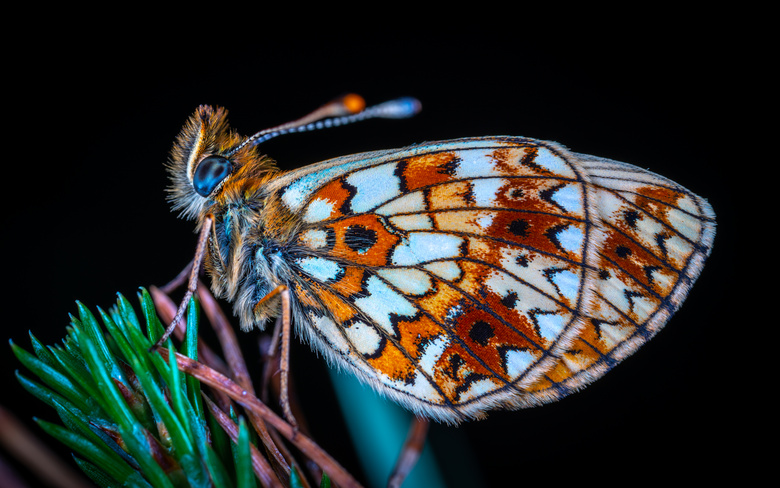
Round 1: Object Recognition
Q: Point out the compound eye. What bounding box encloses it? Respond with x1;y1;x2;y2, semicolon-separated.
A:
193;156;232;197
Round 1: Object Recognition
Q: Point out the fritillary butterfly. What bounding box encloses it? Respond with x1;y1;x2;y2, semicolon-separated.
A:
165;95;715;424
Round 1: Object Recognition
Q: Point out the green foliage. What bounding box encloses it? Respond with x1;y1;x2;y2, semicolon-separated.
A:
11;289;256;488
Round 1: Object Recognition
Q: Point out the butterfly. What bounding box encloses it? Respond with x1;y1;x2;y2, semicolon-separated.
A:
164;94;715;424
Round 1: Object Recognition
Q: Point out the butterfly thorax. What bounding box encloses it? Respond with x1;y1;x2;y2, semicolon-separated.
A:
201;166;306;331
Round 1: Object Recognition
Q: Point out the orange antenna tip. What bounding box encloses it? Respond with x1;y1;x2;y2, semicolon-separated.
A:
342;94;366;114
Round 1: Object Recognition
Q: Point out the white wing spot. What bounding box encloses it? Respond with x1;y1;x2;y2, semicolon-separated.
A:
295;257;343;283
377;268;433;296
392;232;464;266
303;198;335;223
345;162;402;213
353;276;417;336
344;321;383;356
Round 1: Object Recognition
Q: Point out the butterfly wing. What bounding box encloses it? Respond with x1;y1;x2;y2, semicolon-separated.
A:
269;137;715;423
522;151;716;404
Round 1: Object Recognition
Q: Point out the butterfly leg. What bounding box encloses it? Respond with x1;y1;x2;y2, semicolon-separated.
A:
254;284;297;431
152;214;214;349
260;317;283;405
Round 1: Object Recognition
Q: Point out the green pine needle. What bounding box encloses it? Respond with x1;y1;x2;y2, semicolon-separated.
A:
12;288;257;488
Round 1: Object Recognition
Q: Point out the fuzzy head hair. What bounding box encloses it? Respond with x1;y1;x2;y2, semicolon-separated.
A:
166;105;277;220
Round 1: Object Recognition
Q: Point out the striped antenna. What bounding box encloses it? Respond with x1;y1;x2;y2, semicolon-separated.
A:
226;94;421;157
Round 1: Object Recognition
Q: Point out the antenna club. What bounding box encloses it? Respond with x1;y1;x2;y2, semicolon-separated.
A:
375;97;422;119
342;94;366;114
396;97;422;117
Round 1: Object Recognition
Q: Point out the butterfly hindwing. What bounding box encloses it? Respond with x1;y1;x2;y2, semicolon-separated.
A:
522;154;715;402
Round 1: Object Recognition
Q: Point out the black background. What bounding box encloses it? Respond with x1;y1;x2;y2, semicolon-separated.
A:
2;9;760;487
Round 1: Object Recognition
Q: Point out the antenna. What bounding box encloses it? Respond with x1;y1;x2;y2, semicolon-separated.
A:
226;94;421;157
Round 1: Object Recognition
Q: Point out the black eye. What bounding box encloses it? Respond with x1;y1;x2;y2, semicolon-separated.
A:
193;156;232;197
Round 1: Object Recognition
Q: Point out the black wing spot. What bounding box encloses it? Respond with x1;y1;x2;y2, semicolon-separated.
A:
440;156;461;176
643;265;662;285
508;219;530;237
540;183;570;213
624;209;641;228
501;291;519;309
516;254;530;268
545;224;570;253
469;320;494;346
656;232;671;258
344;225;378;253
615;245;632;258
445;353;465;380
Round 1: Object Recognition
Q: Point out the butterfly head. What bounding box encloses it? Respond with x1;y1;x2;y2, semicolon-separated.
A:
167;105;276;220
167;96;421;221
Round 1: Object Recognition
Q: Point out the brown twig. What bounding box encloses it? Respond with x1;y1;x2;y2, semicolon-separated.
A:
158;259;193;295
195;283;295;484
162;348;363;488
202;395;285;488
259;334;320;487
387;417;430;488
0;405;92;488
149;286;228;377
259;334;312;436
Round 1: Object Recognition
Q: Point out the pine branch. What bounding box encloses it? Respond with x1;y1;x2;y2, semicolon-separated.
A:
10;289;340;488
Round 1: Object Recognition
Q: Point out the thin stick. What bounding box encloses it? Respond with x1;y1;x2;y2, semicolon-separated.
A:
259;332;321;485
202;395;284;488
152;214;213;349
149;285;228;377
158;259;193;295
0;405;92;488
196;283;292;478
154;281;299;484
196;282;254;388
260;322;282;405
387;417;430;488
165;348;363;488
260;333;311;435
